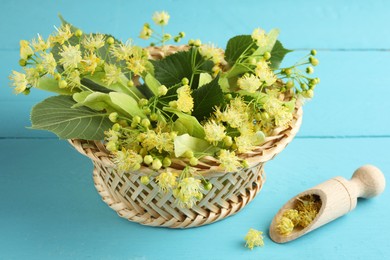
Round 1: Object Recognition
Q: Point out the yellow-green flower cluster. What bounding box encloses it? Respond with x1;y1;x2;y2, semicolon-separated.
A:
276;195;322;236
10;11;319;209
244;228;264;250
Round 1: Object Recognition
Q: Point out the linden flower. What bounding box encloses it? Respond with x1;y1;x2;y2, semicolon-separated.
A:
127;57;147;75
176;85;194;113
20;40;34;60
199;44;224;64
156;171;178;193
50;24;73;45
110;41;134;60
82;33;105;50
113;148;143;173
139;23;153;40
152;11;170;26
237;74;262;93
274;107;293;128
276;217;294;236
9;71;28;94
221;98;249;128
41;52;57;75
141;130;175;153
67;70;80;88
251;28;267;47
255;60;277;86
32;34;50;52
244;228;264;250
81;52;100;74
25;67;40;86
282;209;300;226
59;44;82;69
204;120;226;144
104;63;122;86
173;177;203;208
235;135;255;153
218;149;241;172
263;96;282;116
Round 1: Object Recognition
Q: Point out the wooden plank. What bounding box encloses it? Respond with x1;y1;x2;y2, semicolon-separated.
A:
0;138;388;259
1;0;390;50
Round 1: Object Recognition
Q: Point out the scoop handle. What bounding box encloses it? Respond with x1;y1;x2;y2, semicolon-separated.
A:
349;165;386;199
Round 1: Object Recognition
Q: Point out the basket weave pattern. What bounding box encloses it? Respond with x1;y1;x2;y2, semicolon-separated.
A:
68;46;303;228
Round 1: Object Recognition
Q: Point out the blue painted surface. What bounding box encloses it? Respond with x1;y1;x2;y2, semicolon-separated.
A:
1;0;389;259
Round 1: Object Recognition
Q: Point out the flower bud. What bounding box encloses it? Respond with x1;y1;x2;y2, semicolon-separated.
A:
112;123;121;131
181;77;189;85
75;29;83;37
223;136;233;147
310;49;317;56
109;112;118;122
263;51;271;60
54;73;61;81
144;155;153;165
127;80;134;87
133;115;141;124
58;80;68;88
141;118;151;128
140;176;150;185
184;150;194;158
22;88;30;95
189;157;198;166
138;98;148;106
204;181;213;191
19;59;27;67
194;39;201;47
179;32;186;38
152;158;162;170
107;37;115;45
286;81;294;89
162;157;172;167
306;67;314;74
284;68;292;76
150;113;158;121
309;56;319;66
158;85;168;96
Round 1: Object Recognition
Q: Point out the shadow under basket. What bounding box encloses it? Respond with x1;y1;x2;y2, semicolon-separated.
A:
68;106;302;228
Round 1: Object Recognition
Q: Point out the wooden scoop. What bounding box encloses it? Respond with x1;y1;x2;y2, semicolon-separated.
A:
269;165;386;243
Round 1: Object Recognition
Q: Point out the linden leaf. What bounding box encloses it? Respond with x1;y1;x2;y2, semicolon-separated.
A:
269;40;292;69
225;35;254;66
192;76;224;121
151;48;213;89
30;95;111;140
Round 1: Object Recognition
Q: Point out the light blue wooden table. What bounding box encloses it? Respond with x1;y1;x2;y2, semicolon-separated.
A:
1;1;389;259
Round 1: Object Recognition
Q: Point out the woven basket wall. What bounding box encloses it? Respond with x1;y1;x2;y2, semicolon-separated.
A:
68;46;303;228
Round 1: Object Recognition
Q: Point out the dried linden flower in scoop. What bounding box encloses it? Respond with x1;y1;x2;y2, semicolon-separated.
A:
276;217;294;236
282;209;300;226
244;228;264;250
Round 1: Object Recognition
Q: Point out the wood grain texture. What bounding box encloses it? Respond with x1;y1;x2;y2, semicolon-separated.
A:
0;139;388;259
1;0;389;259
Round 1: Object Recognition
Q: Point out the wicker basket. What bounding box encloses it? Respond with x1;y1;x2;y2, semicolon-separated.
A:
68;46;303;228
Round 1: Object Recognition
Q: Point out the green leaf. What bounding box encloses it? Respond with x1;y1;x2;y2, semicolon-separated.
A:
192;76;224;120
269;40;292;69
174;134;219;157
109;92;146;118
164;107;205;138
36;77;74;95
151;48;213;89
30;95;111;140
225;35;254;66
